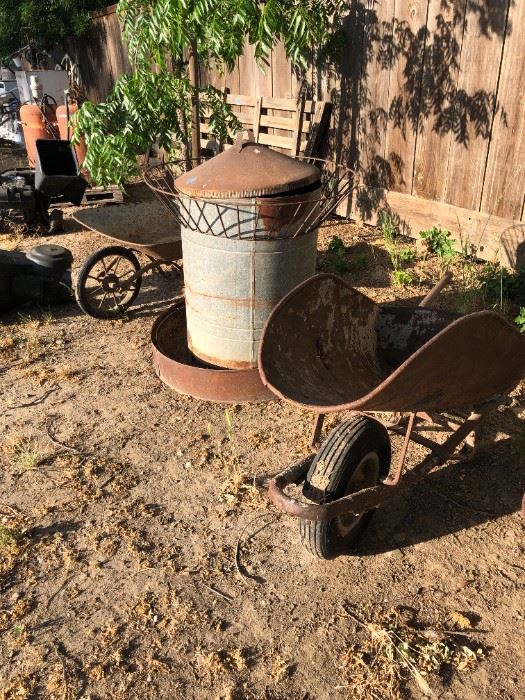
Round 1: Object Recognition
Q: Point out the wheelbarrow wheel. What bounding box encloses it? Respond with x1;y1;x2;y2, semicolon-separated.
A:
75;246;142;319
299;416;391;559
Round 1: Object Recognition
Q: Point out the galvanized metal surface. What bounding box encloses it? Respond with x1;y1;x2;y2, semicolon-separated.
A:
151;302;274;403
73;201;183;261
182;226;318;369
258;273;525;412
174;141;321;198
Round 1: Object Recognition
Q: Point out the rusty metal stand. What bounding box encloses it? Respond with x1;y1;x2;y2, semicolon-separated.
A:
310;413;325;450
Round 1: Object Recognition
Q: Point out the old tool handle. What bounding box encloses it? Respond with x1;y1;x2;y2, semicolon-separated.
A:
419;271;453;308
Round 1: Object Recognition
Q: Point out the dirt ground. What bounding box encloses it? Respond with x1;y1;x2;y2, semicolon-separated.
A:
1;181;524;699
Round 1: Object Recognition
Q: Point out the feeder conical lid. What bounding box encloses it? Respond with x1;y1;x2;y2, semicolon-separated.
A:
174;132;321;198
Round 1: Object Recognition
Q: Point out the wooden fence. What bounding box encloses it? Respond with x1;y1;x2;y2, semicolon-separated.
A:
68;1;525;266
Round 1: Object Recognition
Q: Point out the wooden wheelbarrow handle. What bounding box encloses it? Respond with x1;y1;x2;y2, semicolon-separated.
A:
419;271;453;308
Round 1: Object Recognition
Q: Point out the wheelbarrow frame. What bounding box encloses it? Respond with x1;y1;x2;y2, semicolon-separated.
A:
268;399;503;522
265;274;525;524
73;200;183;318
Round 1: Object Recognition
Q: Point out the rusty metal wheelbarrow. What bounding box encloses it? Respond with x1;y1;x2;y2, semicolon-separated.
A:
73;200;183;319
258;273;525;559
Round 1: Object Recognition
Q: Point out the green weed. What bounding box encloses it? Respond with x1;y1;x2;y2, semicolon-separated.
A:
514;307;525;332
398;247;415;263
420;226;456;270
327;235;349;274
0;526;17;548
392;269;415;287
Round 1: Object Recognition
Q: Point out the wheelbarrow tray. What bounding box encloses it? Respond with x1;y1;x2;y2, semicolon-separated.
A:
73;200;182;261
259;273;525;413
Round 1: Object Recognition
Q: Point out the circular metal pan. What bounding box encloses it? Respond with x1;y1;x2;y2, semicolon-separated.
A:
151;302;274;404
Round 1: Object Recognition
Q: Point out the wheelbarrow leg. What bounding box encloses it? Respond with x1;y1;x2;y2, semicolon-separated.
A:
383;412;416;486
310;413;325;451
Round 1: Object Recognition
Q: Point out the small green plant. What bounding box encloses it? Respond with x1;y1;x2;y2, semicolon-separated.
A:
352;252;368;272
420;227;456;269
514;307;525;332
392;269;415;287
0;526;17;548
378;210;399;248
5;435;42;472
398;247;415;263
327;236;349;274
378;210;416;284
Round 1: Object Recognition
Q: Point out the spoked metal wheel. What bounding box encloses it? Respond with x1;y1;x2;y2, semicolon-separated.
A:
75;245;142;319
299;416;391;559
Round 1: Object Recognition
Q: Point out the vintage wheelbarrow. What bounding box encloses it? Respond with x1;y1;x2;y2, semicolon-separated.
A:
258;273;525;559
73;200;183;319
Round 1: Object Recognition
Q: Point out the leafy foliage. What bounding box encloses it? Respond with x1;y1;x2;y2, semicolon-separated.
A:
420;226;456;269
75;0;347;185
0;0;106;58
514;307;525;332
74;75;239;185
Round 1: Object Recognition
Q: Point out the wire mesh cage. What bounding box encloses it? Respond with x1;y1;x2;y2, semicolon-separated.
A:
144;157;356;241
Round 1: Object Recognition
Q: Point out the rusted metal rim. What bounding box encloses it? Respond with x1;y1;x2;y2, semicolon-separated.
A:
174;157;356;207
151;302;274;403
145;158;356;205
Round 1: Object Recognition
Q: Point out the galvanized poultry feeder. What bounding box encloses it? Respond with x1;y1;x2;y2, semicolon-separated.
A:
145;132;354;403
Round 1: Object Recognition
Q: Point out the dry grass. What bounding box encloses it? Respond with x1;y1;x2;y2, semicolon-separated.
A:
16;363;78;385
3;434;43;473
0;311;54;365
338;605;484;699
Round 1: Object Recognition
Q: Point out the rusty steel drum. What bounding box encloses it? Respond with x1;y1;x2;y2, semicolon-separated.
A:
174;137;322;369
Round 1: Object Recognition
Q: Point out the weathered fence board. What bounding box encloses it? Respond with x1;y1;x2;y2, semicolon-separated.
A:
444;0;509;211
480;0;525;221
412;0;468;203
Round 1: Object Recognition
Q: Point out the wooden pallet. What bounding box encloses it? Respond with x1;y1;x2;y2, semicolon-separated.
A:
81;185;123;205
200;94;331;158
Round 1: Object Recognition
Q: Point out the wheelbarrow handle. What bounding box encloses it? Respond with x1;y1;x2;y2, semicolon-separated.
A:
419;271;453;307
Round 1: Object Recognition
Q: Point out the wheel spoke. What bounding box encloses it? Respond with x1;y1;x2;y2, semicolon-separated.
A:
86;285;104;298
106;256;120;273
98;292;108;309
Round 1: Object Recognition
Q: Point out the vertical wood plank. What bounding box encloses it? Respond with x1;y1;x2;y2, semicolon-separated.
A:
290;94;306;155
271;41;294;152
480;0;525;220
412;0;467;201
444;0;509;211
358;0;396;194
384;0;430;193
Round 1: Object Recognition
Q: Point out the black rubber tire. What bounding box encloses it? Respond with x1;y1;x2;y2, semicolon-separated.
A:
299;416;391;559
75;246;142;319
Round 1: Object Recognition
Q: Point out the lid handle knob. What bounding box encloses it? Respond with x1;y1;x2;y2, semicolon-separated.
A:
233;129;256;153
